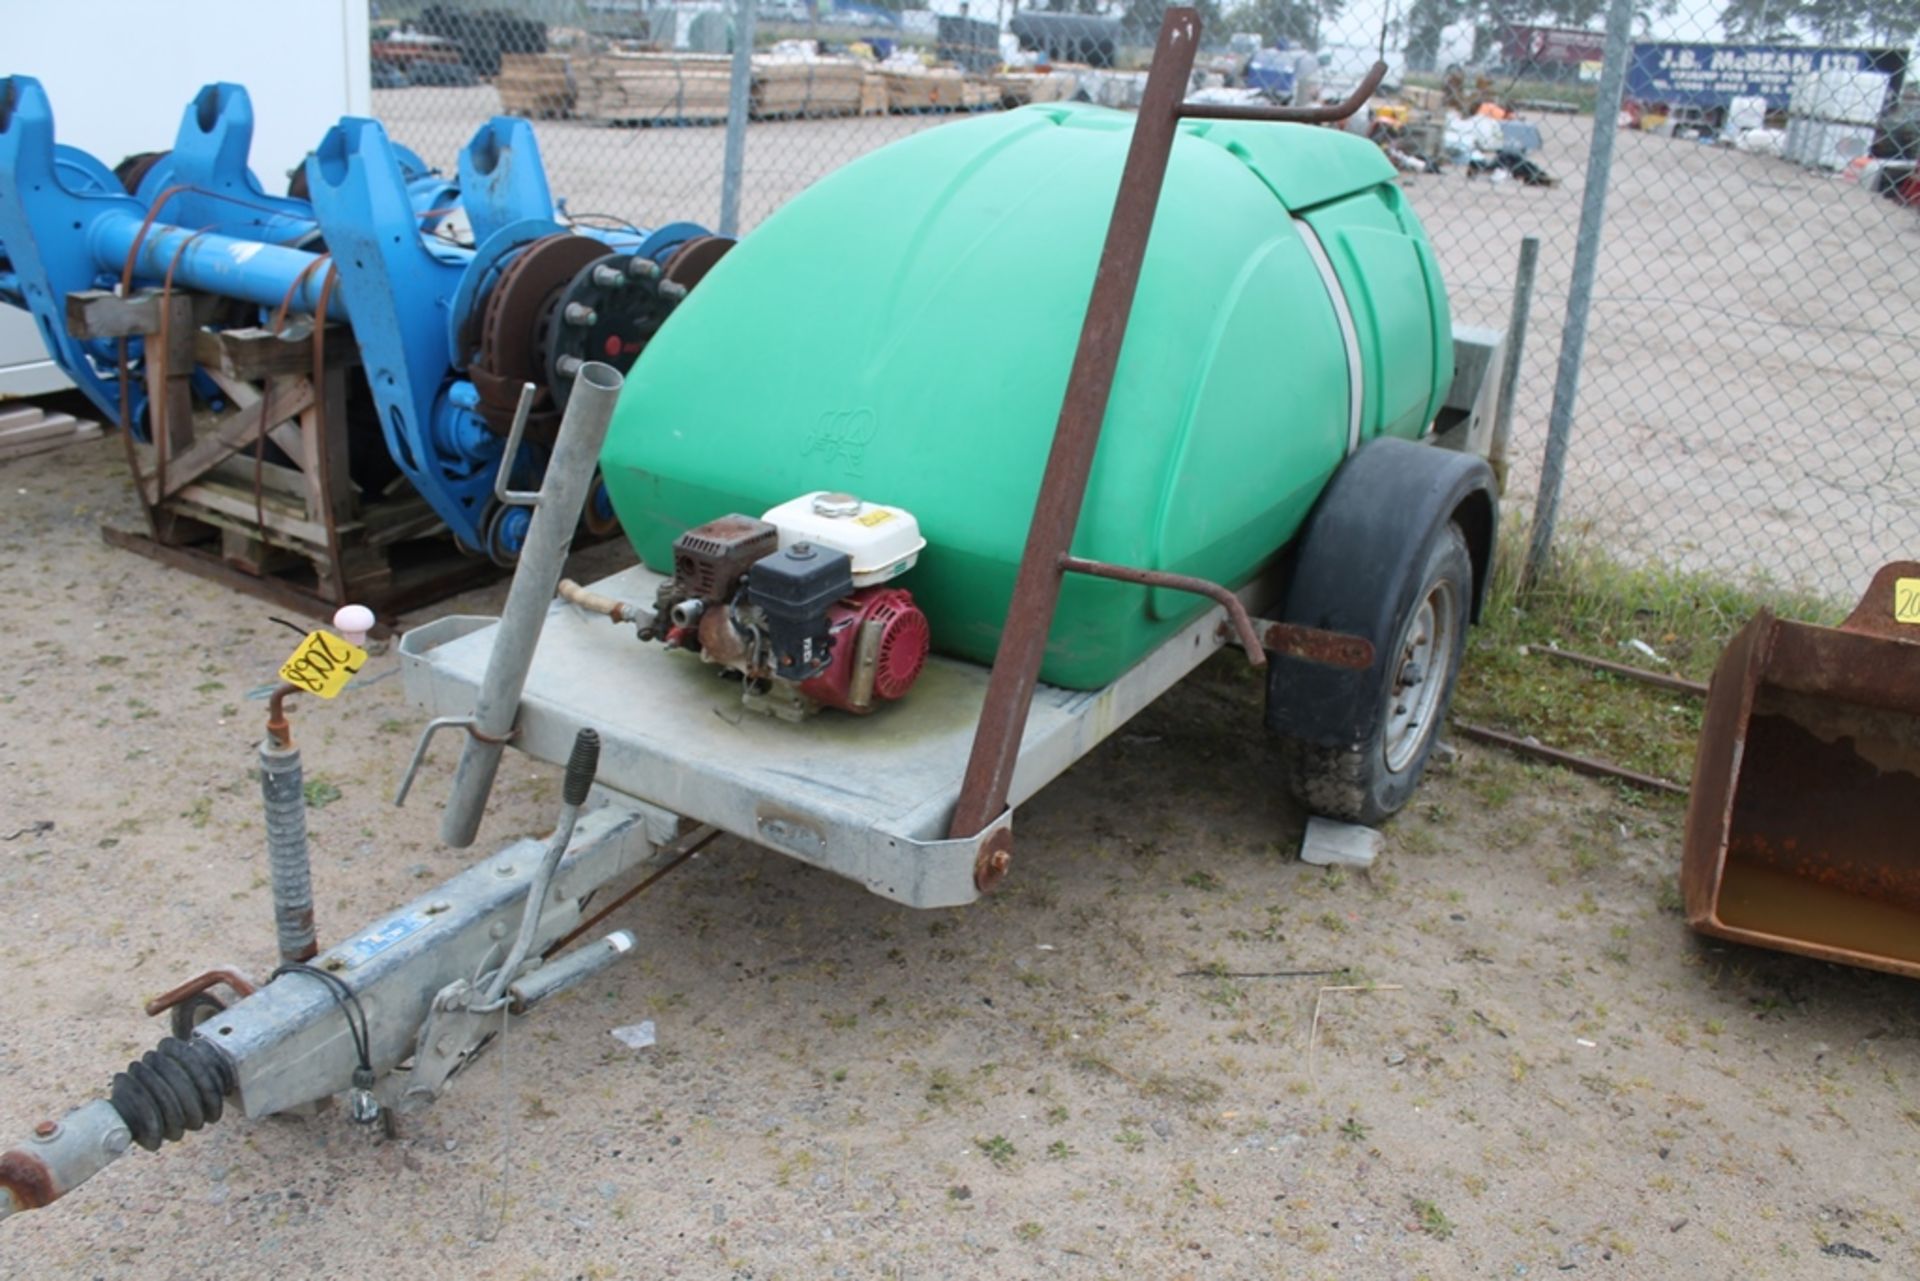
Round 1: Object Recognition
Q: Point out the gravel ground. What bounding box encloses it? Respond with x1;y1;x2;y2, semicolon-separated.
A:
3;436;1918;1278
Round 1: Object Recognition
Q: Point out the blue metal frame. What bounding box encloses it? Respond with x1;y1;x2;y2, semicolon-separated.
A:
1;73;723;557
0;76;152;423
307;116;502;548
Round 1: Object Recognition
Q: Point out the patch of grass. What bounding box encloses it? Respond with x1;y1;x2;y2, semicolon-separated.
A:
302;778;342;809
1014;1221;1044;1242
1339;1117;1369;1142
1413;1198;1455;1240
1454;532;1842;789
926;1066;969;1108
1046;1139;1074;1160
1140;1072;1223;1109
1114;1128;1147;1153
974;1135;1016;1167
1181;869;1224;891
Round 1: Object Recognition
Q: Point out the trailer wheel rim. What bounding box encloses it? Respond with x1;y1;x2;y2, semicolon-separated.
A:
1383;579;1457;774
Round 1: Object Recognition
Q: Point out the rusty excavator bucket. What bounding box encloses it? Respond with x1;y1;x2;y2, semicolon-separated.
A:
1683;562;1920;978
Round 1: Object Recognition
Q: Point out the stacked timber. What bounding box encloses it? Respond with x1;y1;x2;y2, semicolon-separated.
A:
0;403;100;461
496;53;574;118
880;67;967;113
754;56;865;118
994;71;1079;107
576;53;733;124
961;78;1000;111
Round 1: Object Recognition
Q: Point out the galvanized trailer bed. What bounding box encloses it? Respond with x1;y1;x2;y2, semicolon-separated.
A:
402;561;1271;908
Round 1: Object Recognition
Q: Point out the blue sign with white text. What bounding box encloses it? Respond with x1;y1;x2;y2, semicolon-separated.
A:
1627;42;1905;111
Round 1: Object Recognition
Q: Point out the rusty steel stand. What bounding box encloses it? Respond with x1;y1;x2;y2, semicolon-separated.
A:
947;7;1386;875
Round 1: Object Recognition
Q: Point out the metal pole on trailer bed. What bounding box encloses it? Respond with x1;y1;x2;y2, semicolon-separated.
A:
439;362;625;848
947;8;1203;846
947;7;1387;863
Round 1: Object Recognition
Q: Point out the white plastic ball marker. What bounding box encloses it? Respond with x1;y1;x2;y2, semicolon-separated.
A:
332;604;375;647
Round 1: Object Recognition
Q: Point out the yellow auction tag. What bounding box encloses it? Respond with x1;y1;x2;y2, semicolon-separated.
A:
1896;578;1920;625
278;630;367;699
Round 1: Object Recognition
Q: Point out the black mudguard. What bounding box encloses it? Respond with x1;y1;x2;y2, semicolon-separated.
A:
1265;438;1497;750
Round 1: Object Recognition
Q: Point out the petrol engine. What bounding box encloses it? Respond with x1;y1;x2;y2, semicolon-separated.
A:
634;493;930;721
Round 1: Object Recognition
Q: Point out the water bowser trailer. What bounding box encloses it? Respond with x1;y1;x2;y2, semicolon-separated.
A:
0;10;1516;1220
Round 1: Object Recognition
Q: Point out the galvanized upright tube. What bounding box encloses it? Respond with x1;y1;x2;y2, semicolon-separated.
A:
719;0;757;239
1525;0;1634;587
440;362;625;848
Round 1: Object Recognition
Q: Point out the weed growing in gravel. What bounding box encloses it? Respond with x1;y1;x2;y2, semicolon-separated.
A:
974;1135;1016;1167
302;778;342;809
1413;1198;1455;1240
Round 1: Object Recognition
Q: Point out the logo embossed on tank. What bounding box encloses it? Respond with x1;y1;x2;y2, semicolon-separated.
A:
801;409;878;477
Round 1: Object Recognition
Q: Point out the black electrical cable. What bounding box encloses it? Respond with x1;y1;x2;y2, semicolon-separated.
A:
271;961;373;1076
267;615;313;638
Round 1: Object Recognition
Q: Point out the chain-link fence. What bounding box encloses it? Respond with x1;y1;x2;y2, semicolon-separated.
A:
371;0;1919;607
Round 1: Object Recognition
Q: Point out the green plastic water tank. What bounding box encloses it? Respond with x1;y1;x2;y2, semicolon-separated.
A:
602;102;1452;690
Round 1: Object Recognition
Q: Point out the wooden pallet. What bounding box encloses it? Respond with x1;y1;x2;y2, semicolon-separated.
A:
66;288;493;618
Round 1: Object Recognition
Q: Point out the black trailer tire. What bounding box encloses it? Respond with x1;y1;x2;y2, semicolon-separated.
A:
1280;520;1472;825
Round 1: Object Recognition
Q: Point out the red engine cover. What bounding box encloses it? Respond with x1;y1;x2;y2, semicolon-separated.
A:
798;587;929;713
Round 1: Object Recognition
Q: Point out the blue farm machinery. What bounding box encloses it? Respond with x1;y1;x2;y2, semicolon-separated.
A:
0;76;728;609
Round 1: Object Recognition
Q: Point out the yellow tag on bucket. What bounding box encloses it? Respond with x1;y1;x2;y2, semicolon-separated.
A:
855;507;895;527
278;630;367;699
1896;578;1920;625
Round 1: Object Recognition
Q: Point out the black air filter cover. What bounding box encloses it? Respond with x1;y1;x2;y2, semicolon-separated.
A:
749;542;853;679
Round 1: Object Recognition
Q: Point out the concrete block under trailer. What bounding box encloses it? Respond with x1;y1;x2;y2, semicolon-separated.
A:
0;9;1518;1222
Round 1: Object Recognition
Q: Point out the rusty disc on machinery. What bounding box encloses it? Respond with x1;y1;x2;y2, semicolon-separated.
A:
470;233;609;438
115;150;169;196
661;235;733;292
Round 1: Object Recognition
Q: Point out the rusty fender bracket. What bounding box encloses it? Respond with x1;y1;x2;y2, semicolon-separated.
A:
1683;562;1920;979
1059;556;1374;673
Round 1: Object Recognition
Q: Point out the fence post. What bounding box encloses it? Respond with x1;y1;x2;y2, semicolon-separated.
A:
1489;235;1539;494
719;0;757;238
1523;0;1635;590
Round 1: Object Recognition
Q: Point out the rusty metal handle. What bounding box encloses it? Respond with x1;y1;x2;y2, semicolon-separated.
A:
1060;556;1266;667
1177;60;1388;125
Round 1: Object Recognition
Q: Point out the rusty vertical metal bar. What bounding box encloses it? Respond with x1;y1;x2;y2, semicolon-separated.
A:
946;8;1201;840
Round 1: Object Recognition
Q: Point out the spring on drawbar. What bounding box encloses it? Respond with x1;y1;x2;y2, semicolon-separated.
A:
108;1036;237;1152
